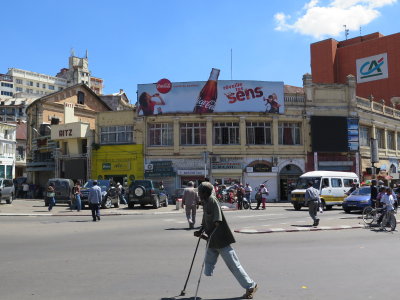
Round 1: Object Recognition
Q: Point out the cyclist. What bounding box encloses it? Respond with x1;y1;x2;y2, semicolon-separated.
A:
378;187;395;225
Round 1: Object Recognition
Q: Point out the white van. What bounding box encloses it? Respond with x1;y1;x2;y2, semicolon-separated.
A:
290;171;359;210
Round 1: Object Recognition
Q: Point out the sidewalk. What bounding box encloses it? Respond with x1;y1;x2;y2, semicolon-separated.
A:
0;199;291;216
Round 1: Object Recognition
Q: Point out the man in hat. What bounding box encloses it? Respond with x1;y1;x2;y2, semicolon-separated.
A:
194;182;258;299
305;181;320;226
88;180;102;222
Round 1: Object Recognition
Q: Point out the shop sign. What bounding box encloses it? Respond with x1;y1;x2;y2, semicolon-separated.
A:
102;163;111;170
253;163;272;172
212;162;242;169
151;161;172;167
347;118;359;152
246;167;253;173
147;161;174;173
177;170;205;176
145;171;176;178
102;161;130;171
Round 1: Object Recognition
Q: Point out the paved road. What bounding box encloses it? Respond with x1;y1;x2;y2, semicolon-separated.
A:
1;202;400;300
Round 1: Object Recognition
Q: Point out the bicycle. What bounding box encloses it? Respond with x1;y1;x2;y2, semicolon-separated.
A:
362;206;397;232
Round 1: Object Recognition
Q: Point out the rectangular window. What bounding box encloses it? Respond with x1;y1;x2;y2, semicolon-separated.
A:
16;87;23;92
0;91;13;96
375;128;385;149
36;82;39;87
100;126;133;144
278;122;301;145
16;79;23;84
359;126;370;146
331;178;342;187
1;82;13;88
180;122;206;145
214;122;239;145
148;123;173;146
29;81;33;86
246;122;272;145
42;83;46;88
343;179;353;187
387;131;395;150
397;133;400;151
77;91;85;104
48;85;55;90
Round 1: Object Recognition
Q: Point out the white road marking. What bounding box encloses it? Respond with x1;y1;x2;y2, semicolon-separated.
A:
270;228;285;232
294;227;310;231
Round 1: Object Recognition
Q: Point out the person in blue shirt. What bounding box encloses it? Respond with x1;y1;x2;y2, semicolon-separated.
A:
88;180;102;222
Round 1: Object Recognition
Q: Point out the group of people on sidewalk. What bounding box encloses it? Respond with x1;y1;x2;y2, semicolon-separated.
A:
45;180;128;222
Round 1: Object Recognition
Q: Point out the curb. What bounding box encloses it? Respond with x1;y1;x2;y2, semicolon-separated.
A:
0;210;185;217
234;224;365;234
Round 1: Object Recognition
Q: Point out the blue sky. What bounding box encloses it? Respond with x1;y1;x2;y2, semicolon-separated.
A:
1;0;398;102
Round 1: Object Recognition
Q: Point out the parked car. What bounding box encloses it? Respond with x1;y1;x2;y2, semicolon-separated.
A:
44;178;74;206
0;178;15;204
342;186;372;213
127;180;168;208
80;179;119;209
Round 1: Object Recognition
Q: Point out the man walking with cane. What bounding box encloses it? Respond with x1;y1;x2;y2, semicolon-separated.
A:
194;182;258;299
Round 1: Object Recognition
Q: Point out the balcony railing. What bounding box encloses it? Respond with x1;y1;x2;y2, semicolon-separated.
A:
356;96;400;120
284;94;305;105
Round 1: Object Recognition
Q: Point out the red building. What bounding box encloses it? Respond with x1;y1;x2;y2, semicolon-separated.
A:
311;32;400;106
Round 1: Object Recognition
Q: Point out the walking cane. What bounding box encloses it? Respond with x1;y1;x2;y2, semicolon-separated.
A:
180;234;202;296
194;228;217;300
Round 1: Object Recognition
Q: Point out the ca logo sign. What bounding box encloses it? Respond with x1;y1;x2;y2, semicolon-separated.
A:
360;57;384;79
356;53;388;83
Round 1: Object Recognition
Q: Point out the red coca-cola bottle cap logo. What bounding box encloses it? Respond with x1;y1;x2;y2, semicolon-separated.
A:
156;78;172;94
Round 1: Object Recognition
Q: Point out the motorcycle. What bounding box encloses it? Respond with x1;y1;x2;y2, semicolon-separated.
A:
242;197;251;210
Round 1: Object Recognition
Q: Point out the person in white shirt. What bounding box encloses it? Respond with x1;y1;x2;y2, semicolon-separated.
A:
379;187;395;226
244;183;252;204
256;184;268;210
380;188;395;211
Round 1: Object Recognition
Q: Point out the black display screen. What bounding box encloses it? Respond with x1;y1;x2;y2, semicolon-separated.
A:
311;116;348;152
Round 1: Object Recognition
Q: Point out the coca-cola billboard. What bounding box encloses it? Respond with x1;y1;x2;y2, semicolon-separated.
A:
137;69;284;116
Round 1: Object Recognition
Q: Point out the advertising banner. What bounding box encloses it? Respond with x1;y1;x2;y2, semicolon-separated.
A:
356;53;388;83
137;69;284;115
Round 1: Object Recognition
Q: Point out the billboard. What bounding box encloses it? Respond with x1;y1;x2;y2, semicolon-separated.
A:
356;53;388;83
137;69;284;115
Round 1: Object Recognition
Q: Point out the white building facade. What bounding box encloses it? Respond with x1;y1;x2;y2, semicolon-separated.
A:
0;122;16;179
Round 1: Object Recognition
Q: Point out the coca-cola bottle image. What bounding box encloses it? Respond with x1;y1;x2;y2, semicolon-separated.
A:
193;68;220;113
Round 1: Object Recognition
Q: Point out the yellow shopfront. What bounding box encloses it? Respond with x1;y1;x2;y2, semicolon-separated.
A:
91;144;144;186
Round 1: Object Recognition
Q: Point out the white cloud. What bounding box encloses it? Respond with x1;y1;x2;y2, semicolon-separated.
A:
274;0;397;39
